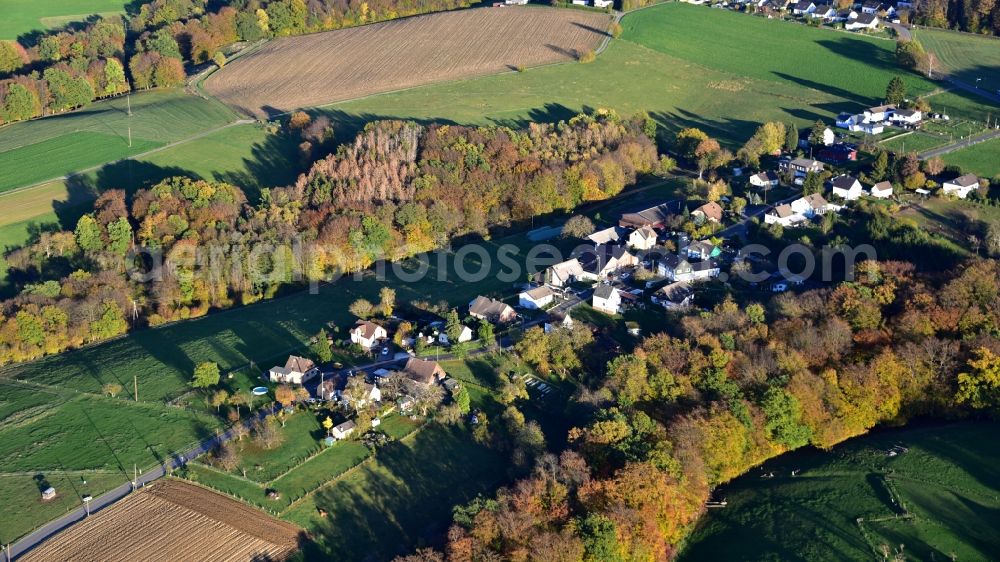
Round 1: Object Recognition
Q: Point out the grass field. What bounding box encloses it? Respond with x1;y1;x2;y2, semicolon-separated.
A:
0;0;128;40
942;136;1000;179
0;90;238;193
880;131;949;154
914;27;1000;93
679;422;1000;562
205;6;612;118
286;423;508;561
325;3;940;147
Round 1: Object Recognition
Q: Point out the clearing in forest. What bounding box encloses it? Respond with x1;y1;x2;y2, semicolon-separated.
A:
204;6;612;118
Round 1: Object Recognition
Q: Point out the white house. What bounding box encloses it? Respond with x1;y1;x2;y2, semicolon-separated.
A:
890;108;922;125
809;4;836;19
860;0;881;14
942;174;981;199
793;0;816;14
572;0;587;5
845;12;879;30
764;204;803;227
504;0;529;4
587;226;624;246
592;284;622;315
331;420;356;440
546;258;585;287
594;0;614;7
865;104;896;123
849;121;884;135
830;175;864;200
628;226;658;250
869;181;893;199
686;240;720;260
836;113;864;129
350;320;387;350
749;171;780;189
438;325;473;344
269;355;318;385
836;8;858;20
519;285;556;310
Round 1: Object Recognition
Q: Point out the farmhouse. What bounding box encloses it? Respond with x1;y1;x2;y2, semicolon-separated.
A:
619;202;674;229
350;320;387;350
469;296;517;323
845;12;879;30
403;357;446;385
592;284;622;315
749;171;780;188
785;157;825;177
546;258;586;287
519;285;557;309
657;255;720;282
890;108;922;125
692;201;723;223
942;174;981;199
269;355;318;385
331;420;356;440
869;181;893;199
628;226;658;250
865;104;896;123
830;174;864;200
588;226;625;245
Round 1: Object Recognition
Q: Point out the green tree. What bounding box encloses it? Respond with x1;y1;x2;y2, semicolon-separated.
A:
0;41;26;73
885;76;907;105
1;83;40;123
378;286;396;317
38;36;62;62
102;58;127;96
578;514;624;562
762;387;812;448
445;309;462;344
106;217;132;255
349;298;374;319
453;386;471;413
745;303;766;324
43;68;94;112
74;215;104;252
871;150;890;181
802;171;824;195
210;389;229;412
310;329;333;362
192;361;221;388
808;120;827;146
784;121;799;152
478;318;495;349
212;51;227;68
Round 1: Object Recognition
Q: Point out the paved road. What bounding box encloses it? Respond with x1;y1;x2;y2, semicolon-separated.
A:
919;129;1000;159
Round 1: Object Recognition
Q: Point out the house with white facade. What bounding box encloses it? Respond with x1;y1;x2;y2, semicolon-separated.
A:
519;285;557;309
869;181;893;199
438;325;473;344
269;356;319;385
592;284;622;315
331;420;356;440
865;104;896;123
749;171;780;189
657;255;720;282
785;157;825;177
942;174;981;199
890;108;922;125
628;226;658;250
830;175;864;200
546;259;586;288
350;320;388;350
846;12;879;30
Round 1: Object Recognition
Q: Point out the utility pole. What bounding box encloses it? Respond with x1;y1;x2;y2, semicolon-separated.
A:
134;374;138;402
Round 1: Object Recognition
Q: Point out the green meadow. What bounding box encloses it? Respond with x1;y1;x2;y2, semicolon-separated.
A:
914;27;1000;93
0;0;129;40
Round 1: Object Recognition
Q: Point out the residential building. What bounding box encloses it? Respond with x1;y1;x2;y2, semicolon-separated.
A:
657;255;720;282
594;0;614;7
350;320;387;350
889;108;922;125
546;258;585;288
577;244;639;279
331;420;356;440
830;174;864;200
592;284;622;315
587;226;625;246
809;4;836;19
544;311;574;333
819;143;858;162
850;121;885;135
860;0;881;14
269;355;318;385
628;226;658;250
942;174;981;199
865;104;896;123
519;285;557;309
836;8;858;20
686;240;721;260
468;296;517;323
836;113;864;129
869;181;893;199
652;281;694;310
619;202;674;229
793;0;816;14
692;201;723;223
403;357;446;385
764;203;802;227
438;325;473;344
785;157;825;177
749;171;780;188
846;12;879;29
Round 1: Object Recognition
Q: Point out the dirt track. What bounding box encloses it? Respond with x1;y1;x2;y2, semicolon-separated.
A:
204;6;612;117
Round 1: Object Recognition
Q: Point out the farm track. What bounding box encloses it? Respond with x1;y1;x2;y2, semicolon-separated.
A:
205;6;612;118
17;480;301;562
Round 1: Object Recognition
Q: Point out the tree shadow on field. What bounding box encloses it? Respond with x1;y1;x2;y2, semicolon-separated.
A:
546;43;581;60
571;21;612;38
650;108;764;150
773;71;876;107
816;38;898;74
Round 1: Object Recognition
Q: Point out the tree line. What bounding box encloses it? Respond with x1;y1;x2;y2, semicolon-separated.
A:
909;0;1000;35
396;258;1000;562
0;0;472;125
0;110;656;365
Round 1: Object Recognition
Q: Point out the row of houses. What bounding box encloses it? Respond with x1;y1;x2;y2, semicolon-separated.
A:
836;104;923;135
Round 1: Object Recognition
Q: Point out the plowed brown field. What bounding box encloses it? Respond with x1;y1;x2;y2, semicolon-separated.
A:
204;6;612;117
20;480;302;562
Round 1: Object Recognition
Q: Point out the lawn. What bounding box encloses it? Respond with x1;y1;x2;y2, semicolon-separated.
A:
942;136;1000;179
285;423;509;561
679;422;1000;562
0;0;129;39
913;27;1000;93
0;89;238;193
326;3;938;148
880;132;949;154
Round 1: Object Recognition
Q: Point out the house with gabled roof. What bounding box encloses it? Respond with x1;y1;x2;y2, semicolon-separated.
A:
587;226;626;246
519;285;557;310
350;320;388;350
869;181;893;199
592;284;622;315
942;174;981;199
657;255;720;283
749;171;780;189
269;355;318;385
627;226;658;250
577;244;639;279
619;203;674;229
793;0;816;14
830;175;864;201
764;203;803;227
403;357;446;385
846;12;879;30
692;201;723;223
545;258;585;288
469;296;517;324
784;158;825;177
